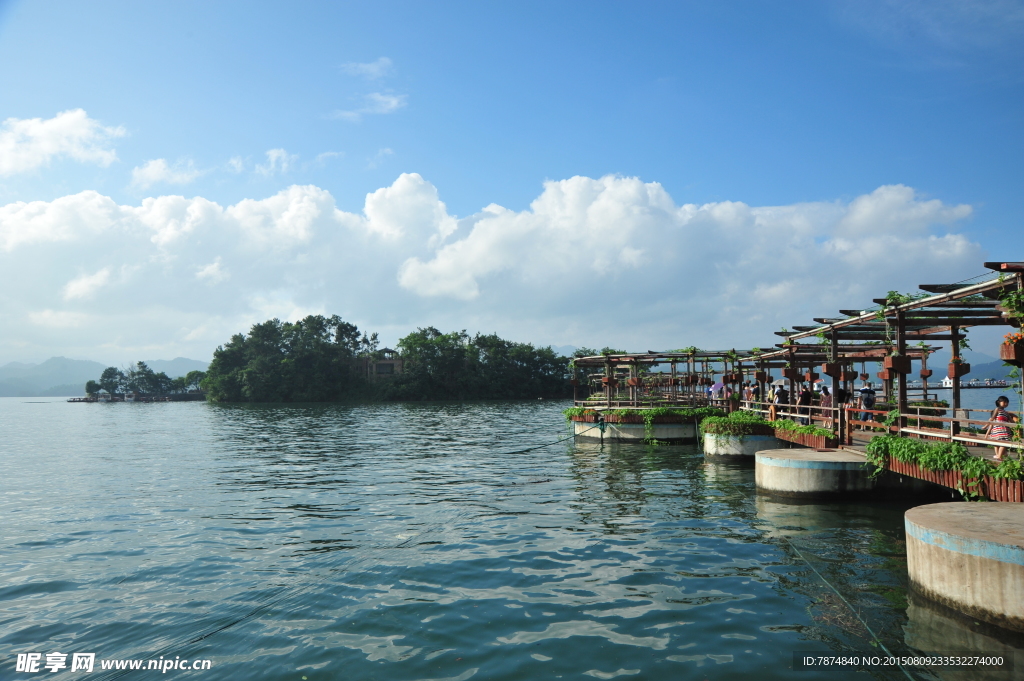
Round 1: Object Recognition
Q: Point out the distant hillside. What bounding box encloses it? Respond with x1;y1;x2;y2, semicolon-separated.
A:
143;357;209;377
0;356;209;397
0;357;107;397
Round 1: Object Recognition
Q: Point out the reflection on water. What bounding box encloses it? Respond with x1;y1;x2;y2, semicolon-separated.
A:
905;593;1024;681
0;398;1019;680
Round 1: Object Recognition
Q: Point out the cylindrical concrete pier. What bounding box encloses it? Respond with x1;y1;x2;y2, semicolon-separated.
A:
703;433;780;458
906;503;1024;633
755;449;874;498
572;420;696;443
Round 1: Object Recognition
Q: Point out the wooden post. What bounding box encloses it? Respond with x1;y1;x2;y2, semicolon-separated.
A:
605;357;612;410
921;351;929;400
951;325;961;436
896;309;908;430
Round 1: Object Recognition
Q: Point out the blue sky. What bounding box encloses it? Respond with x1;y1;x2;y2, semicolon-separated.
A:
0;1;1021;364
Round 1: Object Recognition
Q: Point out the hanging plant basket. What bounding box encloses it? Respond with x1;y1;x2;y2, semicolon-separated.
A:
782;368;801;380
883;355;912;374
919;369;933;378
877;369;893;381
804;371;819;383
947;362;971;379
999;342;1024;367
626;377;639;386
859;373;869;381
755;371;768;383
820;363;840;377
839;371;857;382
601;377;619;387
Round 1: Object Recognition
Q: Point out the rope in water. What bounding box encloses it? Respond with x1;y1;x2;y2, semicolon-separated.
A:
496;422;600;456
783;537;916;681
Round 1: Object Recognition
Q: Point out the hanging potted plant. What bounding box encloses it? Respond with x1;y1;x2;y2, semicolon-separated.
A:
859;373;869;381
755;371;767;383
876;369;893;381
804;370;819;383
919;369;933;378
947;359;970;379
1000;331;1024;366
883;354;911;374
782;367;801;380
839;370;856;382
820;363;840;377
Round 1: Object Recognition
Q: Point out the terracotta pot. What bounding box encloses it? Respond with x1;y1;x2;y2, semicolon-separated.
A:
999;342;1024;366
948;362;971;379
877;369;893;381
883;355;911;374
919;369;933;378
820;363;840;377
804;371;819;383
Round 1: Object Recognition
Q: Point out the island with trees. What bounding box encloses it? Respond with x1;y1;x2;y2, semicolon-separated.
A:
197;315;575;402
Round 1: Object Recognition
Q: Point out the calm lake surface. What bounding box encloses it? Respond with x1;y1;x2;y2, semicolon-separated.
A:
1;397;1019;680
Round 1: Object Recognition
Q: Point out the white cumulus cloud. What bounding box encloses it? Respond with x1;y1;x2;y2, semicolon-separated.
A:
130;158;202;189
0;174;988;363
0;109;125;176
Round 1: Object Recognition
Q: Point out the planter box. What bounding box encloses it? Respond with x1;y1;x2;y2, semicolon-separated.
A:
948;362;971;379
626;377;639;386
782;368;801;380
999;343;1024;366
859;373;870;381
804;371;819;383
840;371;856;382
919;369;933;378
774;427;838;449
877;369;893;381
755;371;768;383
884;355;911;374
820;363;840;377
601;377;619;386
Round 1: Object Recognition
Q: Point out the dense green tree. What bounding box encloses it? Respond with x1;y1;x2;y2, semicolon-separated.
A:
380;327;571;401
99;367;125;395
84;379;100;396
183;370;206;391
202;315;374;402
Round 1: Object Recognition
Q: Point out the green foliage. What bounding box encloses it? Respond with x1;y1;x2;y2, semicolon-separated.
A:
380;328;571;401
84;379;100;396
203;315;378;402
863;435;1021;497
701;413;773;436
770;418;835;438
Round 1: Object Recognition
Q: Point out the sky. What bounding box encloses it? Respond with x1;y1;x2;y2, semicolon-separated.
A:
0;0;1021;365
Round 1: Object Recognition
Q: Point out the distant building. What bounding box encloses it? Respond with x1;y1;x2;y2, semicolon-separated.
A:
941;376;957;388
359;348;404;382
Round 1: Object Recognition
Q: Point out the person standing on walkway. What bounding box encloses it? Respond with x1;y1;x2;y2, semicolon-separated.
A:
798;384;813;425
819;385;833;428
985;395;1018;462
858;382;876;429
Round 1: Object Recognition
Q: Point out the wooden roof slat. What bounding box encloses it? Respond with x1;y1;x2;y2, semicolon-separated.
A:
919;284;972;293
984;261;1024;272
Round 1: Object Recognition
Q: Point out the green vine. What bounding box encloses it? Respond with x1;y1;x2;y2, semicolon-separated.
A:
863;435;1023;499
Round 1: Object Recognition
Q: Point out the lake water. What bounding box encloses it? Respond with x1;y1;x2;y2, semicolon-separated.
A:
1;397;1020;680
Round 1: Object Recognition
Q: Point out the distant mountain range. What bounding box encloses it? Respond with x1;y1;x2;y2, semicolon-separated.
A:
0;357;209;397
